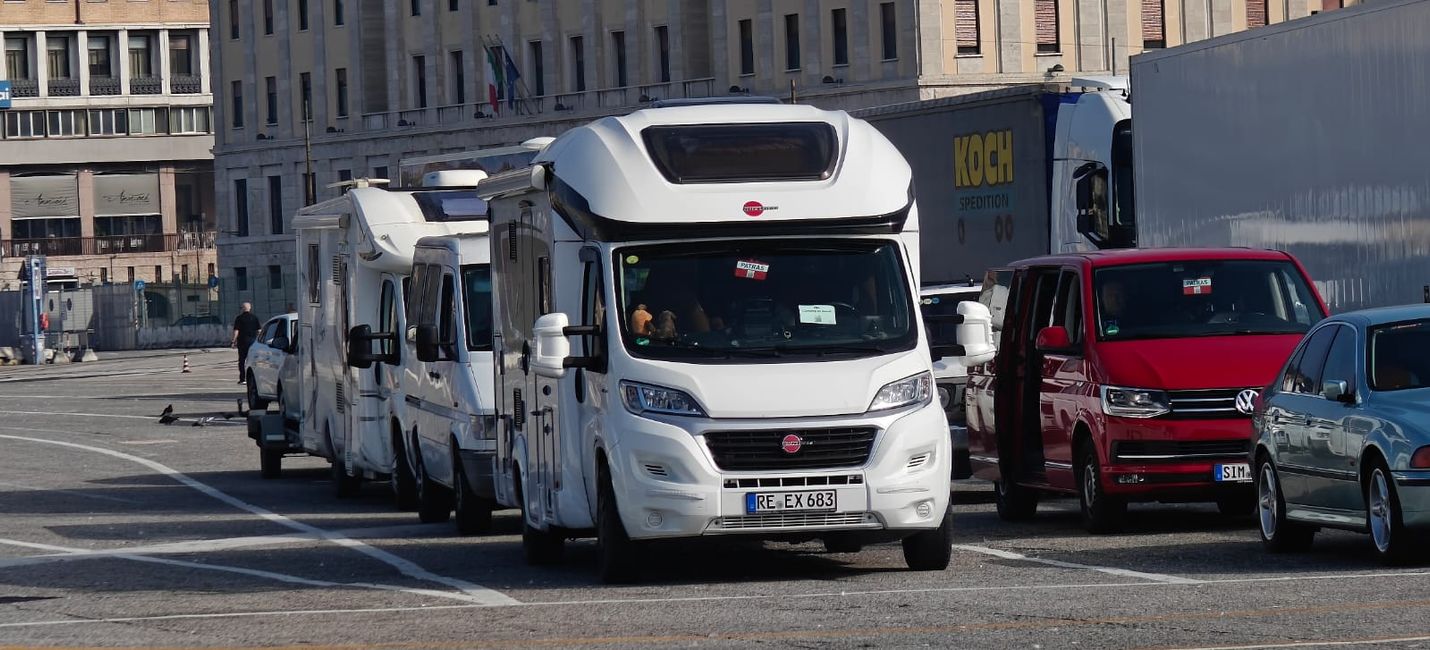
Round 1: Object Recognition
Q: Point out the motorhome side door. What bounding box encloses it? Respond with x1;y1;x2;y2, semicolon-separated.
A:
524;204;563;522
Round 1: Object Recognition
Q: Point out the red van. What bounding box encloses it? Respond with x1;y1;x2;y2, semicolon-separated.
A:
961;248;1327;532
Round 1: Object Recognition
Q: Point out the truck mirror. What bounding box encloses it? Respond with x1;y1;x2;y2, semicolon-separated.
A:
347;324;376;369
531;312;572;379
954;301;997;366
415;324;441;363
1035;326;1073;353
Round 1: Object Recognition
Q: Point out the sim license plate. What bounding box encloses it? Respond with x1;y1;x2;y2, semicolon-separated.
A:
745;490;838;514
1215;463;1252;483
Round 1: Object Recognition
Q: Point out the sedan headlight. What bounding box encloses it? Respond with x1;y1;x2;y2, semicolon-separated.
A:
868;372;933;413
620;381;707;417
1101;386;1171;419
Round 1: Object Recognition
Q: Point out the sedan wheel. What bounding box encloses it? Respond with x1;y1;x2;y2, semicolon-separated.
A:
1367;464;1411;564
1257;456;1313;553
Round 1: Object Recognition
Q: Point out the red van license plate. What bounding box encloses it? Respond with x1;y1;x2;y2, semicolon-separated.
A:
1215;463;1252;482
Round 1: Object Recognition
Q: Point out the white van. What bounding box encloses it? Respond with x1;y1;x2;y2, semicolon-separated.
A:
480;102;978;582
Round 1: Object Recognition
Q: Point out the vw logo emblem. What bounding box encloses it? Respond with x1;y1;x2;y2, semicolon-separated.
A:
1235;389;1260;415
781;434;803;454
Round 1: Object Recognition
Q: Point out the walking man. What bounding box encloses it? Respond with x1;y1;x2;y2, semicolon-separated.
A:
231;302;260;384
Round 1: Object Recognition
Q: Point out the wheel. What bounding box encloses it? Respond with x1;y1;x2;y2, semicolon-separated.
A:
902;506;955;571
518;466;564;565
994;478;1039;521
1077;443;1126;534
1256;455;1314;553
259;448;282;479
246;373;269;410
453;450;494;535
414;444;452;523
596;464;638;583
328;428;361;498
1367;462;1413;565
822;536;864;554
391;432;418;512
1216;493;1257;518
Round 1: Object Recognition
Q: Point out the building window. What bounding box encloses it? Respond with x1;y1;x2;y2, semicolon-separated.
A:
46;110;81;137
298;0;310;31
265;76;277;125
88;36;112;78
374;165;388;181
1143;0;1166;49
231;80;244;127
1036;0;1060;53
300;72;313;119
154;265;164;282
611;31;628;88
235;267;249;291
784;14;800;71
234;179;249;238
450;51;465;104
269;265;284;290
449;0;458;10
413;55;427;108
88;108;128;135
1247;0;1268;28
47;36;71;79
5;37;29;80
529;41;545;96
738;19;754;75
128;35;152;77
335;68;349;117
334;0;345;26
268;176;284;235
264;0;275;35
229;0;241;39
955;0;980;54
170;34;192;76
831;9;848;66
337;169;352;193
169;107;211;134
570;36;586;92
411;0;420;16
880;3;898;60
654;26;670;83
128;108;165;134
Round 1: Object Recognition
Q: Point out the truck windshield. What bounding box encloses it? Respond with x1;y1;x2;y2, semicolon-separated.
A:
1369;319;1430;392
616;239;917;361
461;265;492;351
1094;260;1323;341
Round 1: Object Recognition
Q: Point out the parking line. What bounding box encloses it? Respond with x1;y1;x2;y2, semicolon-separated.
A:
1146;634;1430;650
0;433;519;607
953;544;1202;584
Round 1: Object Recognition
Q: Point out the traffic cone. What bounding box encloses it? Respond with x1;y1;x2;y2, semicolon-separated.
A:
181;354;192;373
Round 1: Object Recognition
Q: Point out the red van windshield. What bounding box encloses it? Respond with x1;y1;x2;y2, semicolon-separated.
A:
1093;260;1324;341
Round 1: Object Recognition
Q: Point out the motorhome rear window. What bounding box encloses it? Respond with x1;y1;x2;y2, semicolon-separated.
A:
641;122;838;183
411;190;488;222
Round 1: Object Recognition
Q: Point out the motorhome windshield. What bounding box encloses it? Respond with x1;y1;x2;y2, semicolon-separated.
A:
1094;260;1323;341
462;265;493;351
615;239;917;361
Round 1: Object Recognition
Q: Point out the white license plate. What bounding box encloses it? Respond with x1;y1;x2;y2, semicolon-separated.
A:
1215;463;1252;483
745;490;837;514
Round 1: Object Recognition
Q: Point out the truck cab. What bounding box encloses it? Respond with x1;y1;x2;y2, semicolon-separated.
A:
960;248;1327;532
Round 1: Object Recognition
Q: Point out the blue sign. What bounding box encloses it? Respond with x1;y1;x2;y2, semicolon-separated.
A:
134;279;146;293
0;80;10;110
208;275;219;289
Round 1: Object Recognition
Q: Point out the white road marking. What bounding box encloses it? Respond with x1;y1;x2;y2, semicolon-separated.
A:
0;409;155;421
119;439;179;445
953;544;1202;584
0;433;518;606
1162;635;1430;650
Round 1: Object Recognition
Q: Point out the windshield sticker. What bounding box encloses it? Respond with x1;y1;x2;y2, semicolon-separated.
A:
1183;277;1212;296
625;255;640;265
635;337;651;346
1104;321;1120;336
798;305;837;325
734;259;770;280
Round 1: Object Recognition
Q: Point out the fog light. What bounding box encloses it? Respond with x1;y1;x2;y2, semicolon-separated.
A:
916;501;932;519
647;511;664;527
1116;474;1144;485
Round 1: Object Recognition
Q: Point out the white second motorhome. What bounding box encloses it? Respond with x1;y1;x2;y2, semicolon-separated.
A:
479;101;982;582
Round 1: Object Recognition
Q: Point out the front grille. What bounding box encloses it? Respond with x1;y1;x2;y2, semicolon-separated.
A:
723;474;863;489
704;428;877;471
1166;388;1256;419
711;512;874;530
1114;439;1250;461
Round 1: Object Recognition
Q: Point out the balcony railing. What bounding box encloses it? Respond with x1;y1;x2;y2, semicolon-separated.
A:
4;232;217;258
11;79;38;98
90;76;121;96
171;73;202;94
130;76;162;95
48;78;80;97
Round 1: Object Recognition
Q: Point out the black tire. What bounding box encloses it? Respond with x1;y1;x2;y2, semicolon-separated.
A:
453;450;494;535
822;536;864;554
596;464;638;584
246;373;269;410
1256;455;1315;553
391;431;418;512
902;506;955;571
1216;493;1257;518
518;466;564;565
1366;461;1412;565
414;445;452;524
994;478;1039;521
1077;443;1126;534
259;448;282;479
328;429;361;498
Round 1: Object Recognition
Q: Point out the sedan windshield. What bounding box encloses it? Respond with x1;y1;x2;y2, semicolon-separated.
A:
616;239;916;360
1369;319;1430;391
1094;260;1323;341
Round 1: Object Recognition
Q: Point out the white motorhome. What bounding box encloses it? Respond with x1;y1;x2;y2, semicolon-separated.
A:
479;102;983;582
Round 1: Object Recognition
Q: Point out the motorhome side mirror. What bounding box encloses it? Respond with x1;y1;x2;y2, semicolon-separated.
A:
531;312;572;379
1035;326;1073;353
346;324;376;369
415;324;441;363
954;301;998;366
1321;379;1353;403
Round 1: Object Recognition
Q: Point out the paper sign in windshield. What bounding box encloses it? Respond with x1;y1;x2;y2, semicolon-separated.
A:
1183;277;1212;295
735;259;769;280
799;305;837;325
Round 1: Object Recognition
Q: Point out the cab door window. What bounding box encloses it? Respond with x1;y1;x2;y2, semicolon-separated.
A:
378;278;398;360
1025;270;1061;344
1049;270;1084;348
437;271;457;359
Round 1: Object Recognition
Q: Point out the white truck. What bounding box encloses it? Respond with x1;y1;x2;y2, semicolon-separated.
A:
479;101;970;582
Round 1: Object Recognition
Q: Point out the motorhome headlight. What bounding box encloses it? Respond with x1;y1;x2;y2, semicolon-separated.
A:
868;372;933;413
620;381;707;417
1101;386;1171;419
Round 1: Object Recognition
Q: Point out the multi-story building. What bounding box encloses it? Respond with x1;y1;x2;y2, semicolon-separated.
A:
213;0;1354;316
0;0;216;295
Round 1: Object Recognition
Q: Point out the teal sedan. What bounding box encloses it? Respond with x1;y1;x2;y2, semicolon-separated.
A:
1253;305;1430;563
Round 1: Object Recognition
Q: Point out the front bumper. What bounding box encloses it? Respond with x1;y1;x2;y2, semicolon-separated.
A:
1099;416;1254;501
459;442;498;500
607;402;952;540
1394;470;1430;529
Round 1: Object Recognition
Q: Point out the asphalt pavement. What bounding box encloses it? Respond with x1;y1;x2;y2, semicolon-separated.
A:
0;349;1427;649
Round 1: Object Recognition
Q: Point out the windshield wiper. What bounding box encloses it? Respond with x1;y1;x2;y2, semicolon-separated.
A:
765;342;892;357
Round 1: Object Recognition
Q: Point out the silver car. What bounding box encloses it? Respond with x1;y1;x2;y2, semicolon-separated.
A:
245;313;298;410
1253;305;1430;563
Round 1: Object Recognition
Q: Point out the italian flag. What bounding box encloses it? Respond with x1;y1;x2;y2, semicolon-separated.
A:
485;48;503;116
